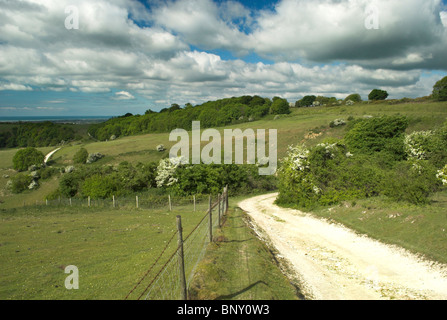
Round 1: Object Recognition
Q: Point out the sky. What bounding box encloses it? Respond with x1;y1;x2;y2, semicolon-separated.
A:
1;0;447;117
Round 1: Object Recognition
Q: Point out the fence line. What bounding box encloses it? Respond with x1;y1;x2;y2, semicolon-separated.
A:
42;193;212;211
125;186;229;300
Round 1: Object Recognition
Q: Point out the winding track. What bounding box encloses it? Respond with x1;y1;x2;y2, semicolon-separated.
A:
44;147;61;164
238;193;447;300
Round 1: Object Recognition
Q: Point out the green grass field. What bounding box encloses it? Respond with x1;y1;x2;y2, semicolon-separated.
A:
0;203;210;300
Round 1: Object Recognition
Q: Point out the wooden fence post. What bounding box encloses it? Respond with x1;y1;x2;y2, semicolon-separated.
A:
218;194;221;228
69;198;72;206
113;195;116;208
222;189;226;215
225;185;229;213
88;196;91;207
169;194;172;211
176;216;187;300
209;195;213;242
136;196;139;209
193;195;196;212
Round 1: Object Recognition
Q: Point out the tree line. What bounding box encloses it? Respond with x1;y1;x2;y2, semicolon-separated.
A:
0;121;76;149
88;95;290;141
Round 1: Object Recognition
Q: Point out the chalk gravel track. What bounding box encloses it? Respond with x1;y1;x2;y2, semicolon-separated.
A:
238;193;447;300
44;147;61;163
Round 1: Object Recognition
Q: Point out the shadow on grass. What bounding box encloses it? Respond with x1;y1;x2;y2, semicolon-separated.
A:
215;280;268;300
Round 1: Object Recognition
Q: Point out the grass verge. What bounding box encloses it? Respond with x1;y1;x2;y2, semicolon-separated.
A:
188;207;301;300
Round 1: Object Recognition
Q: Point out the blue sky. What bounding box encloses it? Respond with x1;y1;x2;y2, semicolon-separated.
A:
1;0;447;117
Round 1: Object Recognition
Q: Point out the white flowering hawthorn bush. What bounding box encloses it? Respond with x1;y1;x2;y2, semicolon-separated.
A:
155;157;184;188
404;130;434;160
437;165;447;185
277;141;372;208
277;144;321;208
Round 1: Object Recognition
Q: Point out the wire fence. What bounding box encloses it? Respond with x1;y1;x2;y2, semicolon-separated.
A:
125;186;229;300
41;193;212;211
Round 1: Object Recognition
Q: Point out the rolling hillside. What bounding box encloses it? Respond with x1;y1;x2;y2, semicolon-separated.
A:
1;100;447;209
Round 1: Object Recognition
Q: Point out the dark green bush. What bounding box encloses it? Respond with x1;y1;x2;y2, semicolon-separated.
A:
12;147;45;172
9;173;33;194
383;161;441;205
80;174;119;199
368;89;389;101
73;148;89;164
38;167;59;180
270;97;291;115
344;115;408;160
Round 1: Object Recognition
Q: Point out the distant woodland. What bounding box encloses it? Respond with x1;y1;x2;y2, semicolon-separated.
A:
88;95;290;141
0;122;76;148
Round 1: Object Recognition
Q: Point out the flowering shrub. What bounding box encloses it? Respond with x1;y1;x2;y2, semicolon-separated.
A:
315;142;339;159
437;165;447;185
404;130;434;160
277;116;446;208
283;145;310;172
155;157;184;188
277;141;384;208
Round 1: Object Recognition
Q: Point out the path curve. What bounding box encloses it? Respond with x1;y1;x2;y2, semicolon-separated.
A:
238;193;447;300
44;147;61;164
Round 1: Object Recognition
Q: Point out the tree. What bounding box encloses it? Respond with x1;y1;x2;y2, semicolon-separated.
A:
73;148;89;164
432;76;447;101
344;93;362;103
299;95;317;107
168;104;181;112
13;147;45;171
270;97;291;114
368;89;389;101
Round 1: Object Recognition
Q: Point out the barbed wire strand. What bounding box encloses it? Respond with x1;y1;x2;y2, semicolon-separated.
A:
124;229;178;300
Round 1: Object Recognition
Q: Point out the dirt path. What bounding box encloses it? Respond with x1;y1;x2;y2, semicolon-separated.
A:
44;147;61;164
238;193;447;300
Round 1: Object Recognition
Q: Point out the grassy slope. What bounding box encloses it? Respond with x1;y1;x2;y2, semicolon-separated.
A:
2;101;446;209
